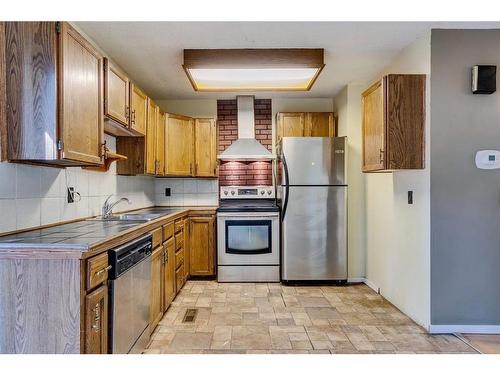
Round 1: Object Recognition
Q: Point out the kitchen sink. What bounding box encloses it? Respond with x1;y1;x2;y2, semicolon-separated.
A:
87;209;181;222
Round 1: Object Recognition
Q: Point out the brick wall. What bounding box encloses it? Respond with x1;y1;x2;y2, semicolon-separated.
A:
218;99;273;186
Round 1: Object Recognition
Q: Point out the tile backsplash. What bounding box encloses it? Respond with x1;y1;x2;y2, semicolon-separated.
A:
155;178;218;207
0;135;155;234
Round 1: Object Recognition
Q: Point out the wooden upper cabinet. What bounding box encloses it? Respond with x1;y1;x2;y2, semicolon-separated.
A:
362;74;426;172
1;22;104;166
277;112;305;141
145;98;158;174
194;118;217;177
166;114;194;176
276;112;336;145
103;58;134;138
362;80;385;171
59;22;104;165
189;216;215;277
104;58;129;125
129;83;147;136
156;110;166;176
306;112;335;137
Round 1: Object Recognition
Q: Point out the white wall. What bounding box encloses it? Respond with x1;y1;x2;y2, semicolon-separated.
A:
0;135;155;233
334;85;367;280
364;33;431;328
155;179;218;207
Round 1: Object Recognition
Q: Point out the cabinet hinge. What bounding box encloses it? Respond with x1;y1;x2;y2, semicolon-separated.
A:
55;22;61;34
57;140;63;151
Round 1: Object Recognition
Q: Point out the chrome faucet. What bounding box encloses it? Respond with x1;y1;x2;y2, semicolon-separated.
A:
102;195;131;218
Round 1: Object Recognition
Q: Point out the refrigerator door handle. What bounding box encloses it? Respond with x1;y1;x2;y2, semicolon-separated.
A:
282;155;290;221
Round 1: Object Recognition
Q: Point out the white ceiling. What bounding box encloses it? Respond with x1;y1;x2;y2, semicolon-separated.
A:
76;22;500;100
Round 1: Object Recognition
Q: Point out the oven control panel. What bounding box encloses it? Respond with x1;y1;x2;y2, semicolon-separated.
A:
220;186;275;199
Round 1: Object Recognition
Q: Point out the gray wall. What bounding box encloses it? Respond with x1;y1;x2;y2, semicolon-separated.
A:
431;29;500;325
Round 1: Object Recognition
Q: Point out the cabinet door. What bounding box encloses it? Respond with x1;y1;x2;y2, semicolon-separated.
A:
175;263;185;293
104;58;129;126
166;114;194;176
183;219;190;282
145;98;158;174
149;246;163;334
162;237;176;312
362;80;386;172
85;285;108;354
385;74;426;170
277;112;305;143
189;216;215;276
194;118;217;177
59;22;104;165
3;22;59;161
129;83;147;135
156;110;166;176
306;112;335;137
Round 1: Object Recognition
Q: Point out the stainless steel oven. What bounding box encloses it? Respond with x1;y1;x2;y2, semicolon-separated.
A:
217;186;280;282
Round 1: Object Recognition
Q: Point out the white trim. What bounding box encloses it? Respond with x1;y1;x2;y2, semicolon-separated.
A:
429;325;500;334
347;277;366;283
363;278;379;293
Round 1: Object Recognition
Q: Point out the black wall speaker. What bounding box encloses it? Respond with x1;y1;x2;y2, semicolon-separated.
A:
472;65;496;94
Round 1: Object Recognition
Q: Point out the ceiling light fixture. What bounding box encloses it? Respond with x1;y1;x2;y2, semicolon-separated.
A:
183;49;325;92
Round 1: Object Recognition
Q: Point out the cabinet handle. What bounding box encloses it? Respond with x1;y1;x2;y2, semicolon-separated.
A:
125;105;130;120
95;265;112;277
379;149;384;164
131;109;136;124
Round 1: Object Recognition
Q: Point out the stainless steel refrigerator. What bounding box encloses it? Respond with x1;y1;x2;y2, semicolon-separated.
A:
278;137;347;282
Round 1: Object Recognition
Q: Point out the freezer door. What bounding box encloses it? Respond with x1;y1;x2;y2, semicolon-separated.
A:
281;137;346;186
282;186;347;281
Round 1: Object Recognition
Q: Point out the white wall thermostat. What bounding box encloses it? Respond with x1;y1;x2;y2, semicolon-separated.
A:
475;150;500;169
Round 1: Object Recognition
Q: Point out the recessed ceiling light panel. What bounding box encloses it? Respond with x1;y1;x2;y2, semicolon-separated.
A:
183;49;324;92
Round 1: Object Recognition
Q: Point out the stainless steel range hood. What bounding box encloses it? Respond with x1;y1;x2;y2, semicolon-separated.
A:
218;96;274;161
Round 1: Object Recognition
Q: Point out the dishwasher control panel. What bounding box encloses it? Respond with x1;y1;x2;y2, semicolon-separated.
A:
108;234;152;279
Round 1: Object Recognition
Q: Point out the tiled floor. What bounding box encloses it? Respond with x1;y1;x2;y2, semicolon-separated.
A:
145;280;478;354
459;334;500;354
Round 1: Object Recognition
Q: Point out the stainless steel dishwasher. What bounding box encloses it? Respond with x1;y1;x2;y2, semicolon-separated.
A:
108;234;152;354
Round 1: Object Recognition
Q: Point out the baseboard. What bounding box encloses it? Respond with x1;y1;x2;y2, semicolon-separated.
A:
429;325;500;334
363;278;379;293
347;277;366;283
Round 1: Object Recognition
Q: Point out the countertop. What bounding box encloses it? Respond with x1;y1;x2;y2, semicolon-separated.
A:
0;206;217;258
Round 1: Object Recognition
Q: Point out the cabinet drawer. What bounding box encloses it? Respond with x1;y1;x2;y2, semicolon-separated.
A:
175;263;185;293
175;248;184;269
163;222;174;241
151;227;162;249
174;219;184;233
175;231;184;250
87;253;110;291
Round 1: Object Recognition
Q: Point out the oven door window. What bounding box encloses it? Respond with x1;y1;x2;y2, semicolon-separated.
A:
225;220;272;255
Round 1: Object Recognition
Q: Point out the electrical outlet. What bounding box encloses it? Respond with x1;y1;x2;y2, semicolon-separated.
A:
165;188;171;197
408;191;413;205
67;187;75;203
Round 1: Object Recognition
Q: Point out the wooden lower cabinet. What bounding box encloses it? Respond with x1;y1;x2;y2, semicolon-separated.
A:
175;263;185;293
149;246;163;334
84;284;108;354
183;219;190;281
189;216;216;276
163;236;176;311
